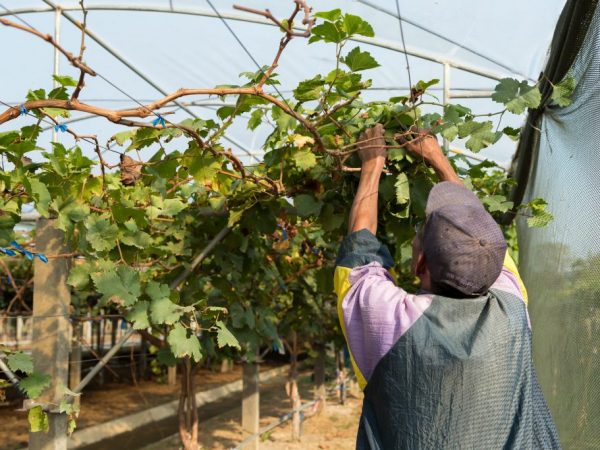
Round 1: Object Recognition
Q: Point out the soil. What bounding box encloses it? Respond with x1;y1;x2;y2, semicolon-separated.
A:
144;374;363;450
0;362;283;450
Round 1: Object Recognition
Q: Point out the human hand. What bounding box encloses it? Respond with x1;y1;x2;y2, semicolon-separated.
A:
357;124;386;170
398;128;444;164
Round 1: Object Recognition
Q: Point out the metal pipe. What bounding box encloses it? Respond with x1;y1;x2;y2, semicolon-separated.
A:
52;7;61;142
0;354;20;386
448;90;495;99
442;63;450;151
2;4;509;81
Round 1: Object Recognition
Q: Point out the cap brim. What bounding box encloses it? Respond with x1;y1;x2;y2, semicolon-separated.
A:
425;181;483;216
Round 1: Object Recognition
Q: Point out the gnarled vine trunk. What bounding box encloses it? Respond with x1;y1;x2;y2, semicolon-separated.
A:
178;357;198;450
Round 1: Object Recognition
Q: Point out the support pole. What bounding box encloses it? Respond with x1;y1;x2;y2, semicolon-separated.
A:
442;63;451;152
29;218;71;450
69;320;82;407
241;362;260;450
52;7;61;143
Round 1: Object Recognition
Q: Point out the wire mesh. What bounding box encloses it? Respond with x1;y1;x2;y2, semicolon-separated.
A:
518;4;600;449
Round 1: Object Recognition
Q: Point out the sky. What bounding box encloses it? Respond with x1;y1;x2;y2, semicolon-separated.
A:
0;0;567;169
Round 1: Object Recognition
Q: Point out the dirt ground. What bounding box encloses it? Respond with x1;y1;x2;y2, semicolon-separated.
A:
144;374;363;450
0;363;282;450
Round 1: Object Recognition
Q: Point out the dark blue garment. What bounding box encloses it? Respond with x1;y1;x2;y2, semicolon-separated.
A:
356;288;561;449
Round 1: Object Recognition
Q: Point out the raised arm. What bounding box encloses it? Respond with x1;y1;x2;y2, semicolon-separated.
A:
401;130;462;185
348;124;386;235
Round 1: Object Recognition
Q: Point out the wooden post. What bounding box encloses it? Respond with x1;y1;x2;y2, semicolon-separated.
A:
241;361;260;450
314;344;326;411
167;365;177;385
29;218;71;450
290;332;301;442
16;316;23;349
69;320;82;406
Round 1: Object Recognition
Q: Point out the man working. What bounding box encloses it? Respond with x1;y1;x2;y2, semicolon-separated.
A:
334;124;561;449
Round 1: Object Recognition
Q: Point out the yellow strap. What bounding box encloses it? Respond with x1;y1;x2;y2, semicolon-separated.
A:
334;266;368;390
503;252;529;305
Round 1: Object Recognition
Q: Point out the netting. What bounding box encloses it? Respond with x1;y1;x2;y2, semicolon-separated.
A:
518;2;600;448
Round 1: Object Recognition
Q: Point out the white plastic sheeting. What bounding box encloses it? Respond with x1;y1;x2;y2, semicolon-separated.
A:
0;0;567;167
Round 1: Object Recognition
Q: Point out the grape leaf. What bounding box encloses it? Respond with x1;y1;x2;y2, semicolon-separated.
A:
168;323;202;362
342;47;380;72
394;173;410;204
342;14;375;37
295;194;322;217
149;282;183;325
126;301;150;329
28;406;49;433
551;76;576;107
7;352;33;374
52;75;78;87
91;265;141;306
20;373;51;398
458;120;502;152
85;215;118;252
293;149;317;170
215;321;241;349
492;78;541;114
482;195;513;213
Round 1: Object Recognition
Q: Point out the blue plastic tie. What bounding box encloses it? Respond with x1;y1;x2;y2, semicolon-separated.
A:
19;104;29;116
54;124;68;133
281;228;289;241
10;240;24;251
0;248;16;256
36;253;49;263
152;115;166;128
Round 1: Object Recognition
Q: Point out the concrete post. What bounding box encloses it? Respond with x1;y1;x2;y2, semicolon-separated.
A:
28;218;71;450
241;362;260;450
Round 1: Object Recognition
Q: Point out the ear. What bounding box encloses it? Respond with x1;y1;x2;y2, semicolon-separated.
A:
415;251;428;277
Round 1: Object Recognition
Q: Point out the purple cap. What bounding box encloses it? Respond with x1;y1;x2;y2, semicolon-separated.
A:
422;182;507;296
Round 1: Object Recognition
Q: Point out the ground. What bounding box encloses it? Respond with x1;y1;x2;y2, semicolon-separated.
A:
144;374;362;450
0;365;362;450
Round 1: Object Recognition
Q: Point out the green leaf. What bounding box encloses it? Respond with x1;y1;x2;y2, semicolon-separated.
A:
526;198;554;228
247;109;264;130
112;130;135;146
67;263;91;289
394;173;410;204
129;128;161;150
228;209;245;227
148;282;182;325
314;9;342;21
309;21;344;44
162;198;187;217
25;178;51;217
28;406;49;433
188;157;221;184
293;75;325;101
502;126;521;141
342;47;380;72
157;347;178;366
342;14;375;37
215;321;241;350
491;78;542;114
91;265;141;306
7;352;33;374
293;149;317;170
167;323;202;362
20;373;51;398
126;301;150;329
482;195;513;213
85;215;118;252
52;74;78;87
120;219;151;249
458;120;502;152
551;76;576;107
294;194;322;217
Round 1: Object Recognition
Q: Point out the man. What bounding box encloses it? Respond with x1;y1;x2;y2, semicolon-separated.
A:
334;125;561;449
